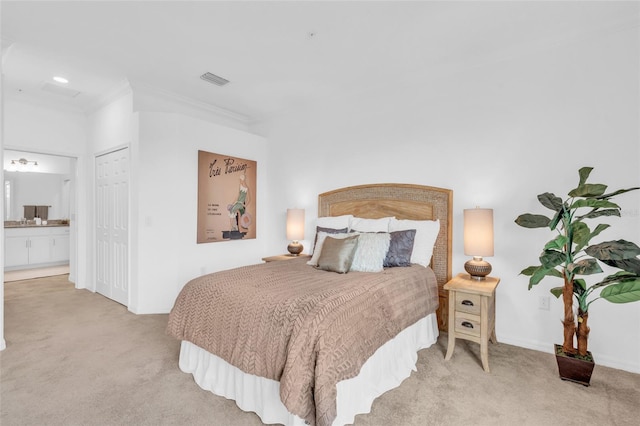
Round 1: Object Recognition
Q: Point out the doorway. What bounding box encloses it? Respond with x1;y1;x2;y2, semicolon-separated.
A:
3;149;77;283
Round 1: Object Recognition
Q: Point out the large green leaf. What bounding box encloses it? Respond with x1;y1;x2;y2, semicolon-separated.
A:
600;257;640;274
549;208;564;231
545;235;568;251
537;192;563;211
574;278;587;291
520;266;540;276
571;222;590;251
600;279;640;303
570;199;620;210
569;183;608;198
578;209;621;220
527;266;562;289
568;259;602;276
529;267;547;288
540;250;565;269
586;240;640;261
591;271;640;289
578;167;593;186
590;223;611;240
550;287;564;298
574;223;610;253
515;214;551;228
598;187;640;200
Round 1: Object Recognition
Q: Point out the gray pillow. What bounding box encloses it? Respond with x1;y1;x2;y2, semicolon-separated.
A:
384;229;417;267
317;226;349;234
312;226;350;254
316;235;360;274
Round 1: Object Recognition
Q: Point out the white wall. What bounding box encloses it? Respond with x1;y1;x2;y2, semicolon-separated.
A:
254;25;640;372
86;87;134;155
4;98;87;155
132;111;267;314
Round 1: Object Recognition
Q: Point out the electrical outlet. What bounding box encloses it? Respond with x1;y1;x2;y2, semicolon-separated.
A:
539;295;550;311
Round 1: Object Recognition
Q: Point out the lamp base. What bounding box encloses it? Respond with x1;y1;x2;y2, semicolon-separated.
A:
464;256;492;280
287;241;303;256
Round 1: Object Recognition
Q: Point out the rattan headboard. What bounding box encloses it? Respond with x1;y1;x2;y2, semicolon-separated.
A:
318;183;453;287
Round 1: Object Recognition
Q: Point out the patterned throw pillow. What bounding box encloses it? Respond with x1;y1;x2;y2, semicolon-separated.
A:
389;218;440;267
383;229;417;267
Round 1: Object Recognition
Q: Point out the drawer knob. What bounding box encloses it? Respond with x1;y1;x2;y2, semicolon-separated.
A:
461;321;474;329
461;299;474;306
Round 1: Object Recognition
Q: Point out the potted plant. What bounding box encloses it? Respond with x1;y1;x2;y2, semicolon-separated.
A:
515;167;640;385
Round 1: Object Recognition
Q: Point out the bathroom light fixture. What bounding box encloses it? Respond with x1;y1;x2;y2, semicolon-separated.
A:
10;158;38;171
11;158;38;166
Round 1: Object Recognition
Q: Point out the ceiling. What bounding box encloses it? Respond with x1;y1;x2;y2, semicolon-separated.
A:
1;1;638;123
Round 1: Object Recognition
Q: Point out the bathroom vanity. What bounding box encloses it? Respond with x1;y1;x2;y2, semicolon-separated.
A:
4;222;70;270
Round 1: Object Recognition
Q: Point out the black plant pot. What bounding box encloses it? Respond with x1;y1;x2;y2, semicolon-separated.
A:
555;344;595;386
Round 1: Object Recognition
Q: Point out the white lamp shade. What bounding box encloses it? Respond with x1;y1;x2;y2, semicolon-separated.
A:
464;208;494;257
286;209;305;241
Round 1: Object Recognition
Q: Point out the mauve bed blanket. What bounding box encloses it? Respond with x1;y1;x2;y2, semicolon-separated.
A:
167;257;438;426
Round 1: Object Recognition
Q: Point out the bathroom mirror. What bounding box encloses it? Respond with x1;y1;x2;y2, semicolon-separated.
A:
3;150;74;221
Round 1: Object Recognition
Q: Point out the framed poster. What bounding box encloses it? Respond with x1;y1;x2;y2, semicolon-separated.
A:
197;150;257;243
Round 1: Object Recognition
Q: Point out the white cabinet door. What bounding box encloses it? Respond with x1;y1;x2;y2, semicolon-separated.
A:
51;235;70;263
28;235;51;264
5;237;29;267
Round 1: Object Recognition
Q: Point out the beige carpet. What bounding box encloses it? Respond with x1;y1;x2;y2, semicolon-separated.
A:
1;275;639;426
4;264;70;282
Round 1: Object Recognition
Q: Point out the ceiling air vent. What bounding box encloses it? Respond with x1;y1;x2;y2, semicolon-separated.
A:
200;72;229;87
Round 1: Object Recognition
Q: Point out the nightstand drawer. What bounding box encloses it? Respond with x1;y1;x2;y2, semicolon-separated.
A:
454;313;481;337
455;292;481;315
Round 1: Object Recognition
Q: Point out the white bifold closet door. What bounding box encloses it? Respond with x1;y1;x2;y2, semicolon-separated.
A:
95;148;129;306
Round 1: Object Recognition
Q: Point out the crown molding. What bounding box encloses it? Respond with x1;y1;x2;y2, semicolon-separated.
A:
129;80;251;127
85;79;133;115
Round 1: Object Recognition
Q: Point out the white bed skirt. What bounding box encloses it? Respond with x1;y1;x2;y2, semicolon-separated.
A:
179;313;438;426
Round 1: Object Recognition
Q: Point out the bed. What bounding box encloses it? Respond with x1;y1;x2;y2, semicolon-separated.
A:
167;183;452;426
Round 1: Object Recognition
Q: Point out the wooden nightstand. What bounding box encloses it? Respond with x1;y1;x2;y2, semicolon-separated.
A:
444;273;500;372
262;254;311;262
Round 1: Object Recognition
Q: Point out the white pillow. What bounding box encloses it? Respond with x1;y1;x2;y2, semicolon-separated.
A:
350;232;391;273
349;217;393;232
307;231;353;266
316;215;353;230
389;218;440;268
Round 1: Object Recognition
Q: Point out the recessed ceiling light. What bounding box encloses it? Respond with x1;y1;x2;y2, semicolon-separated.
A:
53;76;69;84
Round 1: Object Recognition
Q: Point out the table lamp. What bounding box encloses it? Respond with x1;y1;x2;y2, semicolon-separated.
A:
463;207;494;280
286;208;305;256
